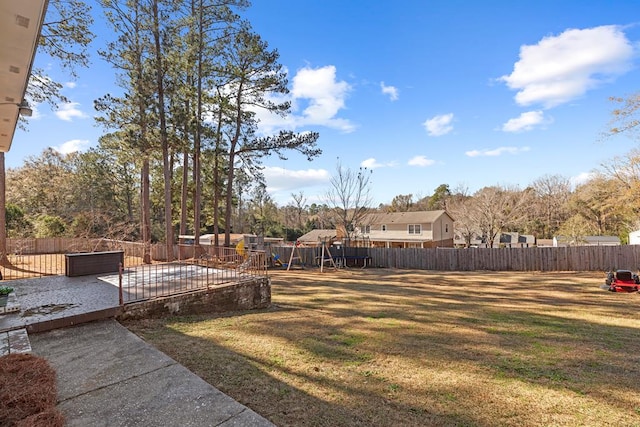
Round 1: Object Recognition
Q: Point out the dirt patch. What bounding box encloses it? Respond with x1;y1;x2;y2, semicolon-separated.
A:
123;268;640;426
22;304;78;317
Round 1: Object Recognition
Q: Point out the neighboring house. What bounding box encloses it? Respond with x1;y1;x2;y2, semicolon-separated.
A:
296;229;338;247
553;235;621;247
629;230;640;245
499;232;536;248
455;232;536;248
454;233;483;248
179;233;250;246
536;239;554;247
177;234;285;260
357;210;455;248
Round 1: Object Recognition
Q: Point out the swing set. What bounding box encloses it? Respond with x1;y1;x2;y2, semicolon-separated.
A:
275;239;339;272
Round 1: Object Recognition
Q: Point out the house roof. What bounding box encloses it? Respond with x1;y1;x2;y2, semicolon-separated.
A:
297;229;337;243
363;210;450;225
554;235;621;245
0;0;48;151
583;236;620;244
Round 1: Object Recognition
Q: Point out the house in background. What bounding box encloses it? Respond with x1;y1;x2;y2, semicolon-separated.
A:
536;239;554;247
454;232;535;248
629;230;640;245
296;229;338;247
499;232;536;248
553;235;621;247
357;210;454;248
453;233;483;248
177;234;284;258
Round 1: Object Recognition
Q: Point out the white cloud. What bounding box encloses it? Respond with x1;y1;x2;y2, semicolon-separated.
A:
54;139;90;154
423;113;454;136
408;155;435;166
360;157;397;169
361;158;383;169
570;172;594;189
252;65;355;134
64;82;77;89
501;110;549;133
55;102;88;121
465;146;531;157
380;81;399;101
263;166;330;193
291;65;354;132
500;25;635;108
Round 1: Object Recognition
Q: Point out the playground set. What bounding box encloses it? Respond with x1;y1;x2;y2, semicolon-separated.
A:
272;239;372;272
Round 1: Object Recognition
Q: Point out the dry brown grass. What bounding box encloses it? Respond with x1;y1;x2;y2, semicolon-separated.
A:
123;268;640;427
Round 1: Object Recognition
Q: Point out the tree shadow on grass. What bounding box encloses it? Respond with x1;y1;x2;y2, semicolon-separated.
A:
123;269;640;426
122;313;473;427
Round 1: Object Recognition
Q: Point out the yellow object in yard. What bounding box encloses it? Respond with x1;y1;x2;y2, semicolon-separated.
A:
235;239;245;256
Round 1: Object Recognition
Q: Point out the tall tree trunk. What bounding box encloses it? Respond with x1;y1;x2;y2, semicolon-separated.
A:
193;0;204;247
223;79;244;247
213;91;224;247
224;150;236;247
141;157;152;264
152;0;174;261
180;141;189;239
180;85;191;244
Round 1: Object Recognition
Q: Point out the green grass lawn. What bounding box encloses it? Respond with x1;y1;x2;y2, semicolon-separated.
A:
123;269;640;427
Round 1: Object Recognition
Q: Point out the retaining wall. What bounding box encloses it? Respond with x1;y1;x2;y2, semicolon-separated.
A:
117;276;271;320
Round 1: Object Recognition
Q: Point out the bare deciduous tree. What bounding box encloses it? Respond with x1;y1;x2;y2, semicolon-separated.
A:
568;175;625;236
531;174;571;239
325;160;373;244
605;92;640;141
444;185;478;247
471;185;533;247
290;191;307;230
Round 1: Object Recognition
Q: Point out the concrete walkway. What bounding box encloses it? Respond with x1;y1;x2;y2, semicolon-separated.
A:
0;275;275;426
30;319;273;427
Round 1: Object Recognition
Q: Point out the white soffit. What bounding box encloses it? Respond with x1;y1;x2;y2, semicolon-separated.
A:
0;0;48;152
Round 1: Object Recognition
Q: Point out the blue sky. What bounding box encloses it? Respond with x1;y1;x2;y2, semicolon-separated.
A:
11;0;640;206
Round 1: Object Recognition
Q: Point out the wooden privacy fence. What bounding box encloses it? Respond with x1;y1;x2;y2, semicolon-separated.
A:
6;238;640;272
272;245;640;272
5;238;170;261
6;238;94;254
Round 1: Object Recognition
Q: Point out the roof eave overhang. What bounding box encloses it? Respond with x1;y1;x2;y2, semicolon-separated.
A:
0;0;49;152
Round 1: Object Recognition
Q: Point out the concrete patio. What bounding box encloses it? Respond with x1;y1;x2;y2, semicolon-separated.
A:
0;274;275;426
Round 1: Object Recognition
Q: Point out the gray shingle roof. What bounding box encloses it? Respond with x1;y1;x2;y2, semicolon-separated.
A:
297;229;337;243
363;210;448;224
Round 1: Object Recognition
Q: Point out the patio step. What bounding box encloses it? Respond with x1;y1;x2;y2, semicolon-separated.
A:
24;306;122;333
0;328;31;356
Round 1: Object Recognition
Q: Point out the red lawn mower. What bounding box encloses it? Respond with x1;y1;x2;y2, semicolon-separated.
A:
605;270;640;293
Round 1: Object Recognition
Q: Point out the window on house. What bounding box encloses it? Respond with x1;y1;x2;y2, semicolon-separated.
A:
445;224;449;233
408;224;422;234
362;225;370;234
381;225;387;231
